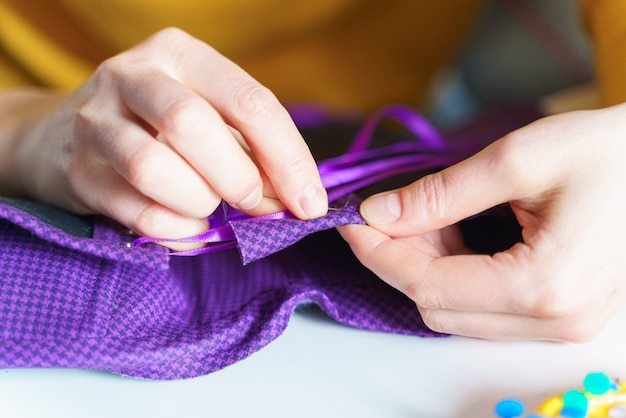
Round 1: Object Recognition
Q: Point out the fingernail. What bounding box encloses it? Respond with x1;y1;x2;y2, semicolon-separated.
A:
237;184;263;211
299;183;328;219
360;192;402;224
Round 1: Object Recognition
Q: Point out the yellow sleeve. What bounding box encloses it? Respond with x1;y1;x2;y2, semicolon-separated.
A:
0;0;481;111
0;1;94;90
0;49;37;87
582;0;626;106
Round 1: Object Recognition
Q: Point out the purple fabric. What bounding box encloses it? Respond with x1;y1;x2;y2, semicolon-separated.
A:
0;104;542;380
231;205;365;265
0;202;434;380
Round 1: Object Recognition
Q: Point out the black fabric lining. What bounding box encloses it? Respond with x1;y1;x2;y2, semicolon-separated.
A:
0;197;94;237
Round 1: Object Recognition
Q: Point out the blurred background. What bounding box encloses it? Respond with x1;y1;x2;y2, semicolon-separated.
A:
425;0;595;128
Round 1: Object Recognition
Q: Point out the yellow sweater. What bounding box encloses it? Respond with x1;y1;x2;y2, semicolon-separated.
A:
0;0;481;111
2;0;623;109
581;0;626;106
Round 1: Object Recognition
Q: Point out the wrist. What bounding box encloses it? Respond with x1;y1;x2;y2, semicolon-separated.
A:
0;89;65;198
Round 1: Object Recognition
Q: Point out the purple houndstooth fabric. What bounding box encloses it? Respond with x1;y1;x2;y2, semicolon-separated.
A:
0;104;542;380
231;205;365;265
0;201;438;380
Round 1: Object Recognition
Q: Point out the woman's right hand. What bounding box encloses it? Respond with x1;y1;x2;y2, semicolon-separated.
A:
4;27;327;242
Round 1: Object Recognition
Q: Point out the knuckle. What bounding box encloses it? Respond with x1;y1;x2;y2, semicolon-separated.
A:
403;279;424;305
489;132;536;192
351;232;383;269
74;102;98;138
256;147;316;199
520;295;566;320
131;27;193;56
404;278;444;310
352;237;377;269
409;173;448;220
402;280;420;307
123;144;166;192
229;81;280;123
92;56;126;88
148;26;190;45
75;61;123;122
128;203;171;237
515;273;578;320
159;95;205;141
271;151;313;181
418;308;447;334
229;178;261;202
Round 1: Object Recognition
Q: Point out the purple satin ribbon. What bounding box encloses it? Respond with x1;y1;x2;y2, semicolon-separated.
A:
132;203;287;257
348;104;445;154
132;104;461;263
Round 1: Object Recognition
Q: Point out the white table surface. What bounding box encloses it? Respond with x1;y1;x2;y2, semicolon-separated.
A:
1;304;625;418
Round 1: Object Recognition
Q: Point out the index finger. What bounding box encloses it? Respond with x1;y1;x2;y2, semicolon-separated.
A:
155;28;328;219
340;223;543;316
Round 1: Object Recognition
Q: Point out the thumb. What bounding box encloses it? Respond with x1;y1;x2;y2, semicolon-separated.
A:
359;141;524;237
